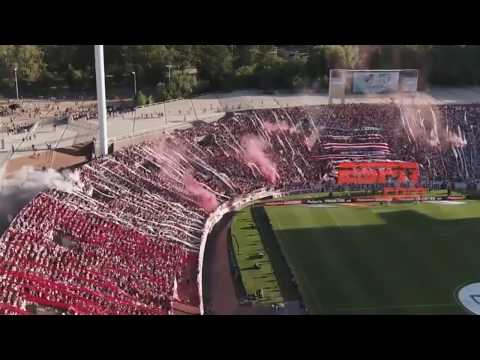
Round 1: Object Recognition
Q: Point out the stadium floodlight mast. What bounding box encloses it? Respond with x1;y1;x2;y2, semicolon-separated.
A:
94;45;109;157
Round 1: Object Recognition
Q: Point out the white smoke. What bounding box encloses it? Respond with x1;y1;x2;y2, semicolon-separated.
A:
0;165;83;234
399;104;468;149
447;125;468;148
1;166;82;194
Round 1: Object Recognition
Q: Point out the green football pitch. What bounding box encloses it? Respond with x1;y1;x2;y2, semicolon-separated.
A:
235;200;480;314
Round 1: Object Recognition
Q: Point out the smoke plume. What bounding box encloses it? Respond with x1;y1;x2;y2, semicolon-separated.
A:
183;174;218;213
240;134;279;184
399;105;468;149
446;126;468;148
0;165;83;235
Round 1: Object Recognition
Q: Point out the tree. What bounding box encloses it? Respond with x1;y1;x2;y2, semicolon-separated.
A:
173;73;196;96
0;45;47;96
41;45;76;74
0;45;46;83
254;53;285;91
115;45;174;88
306;45;360;82
323;45;360;69
306;45;361;90
136;90;147;106
65;64;91;90
281;57;308;89
2;44;480;98
154;72;197;102
234;65;257;88
234;45;261;68
141;45;174;86
306;45;328;81
368;45;433;89
195;45;234;90
256;45;277;63
170;45;196;70
291;75;308;91
156;83;169;102
429;46;480;86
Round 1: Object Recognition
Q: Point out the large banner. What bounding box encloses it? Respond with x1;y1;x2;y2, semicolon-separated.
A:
352;71;400;94
331;69;418;97
336;161;420;185
399;76;418;93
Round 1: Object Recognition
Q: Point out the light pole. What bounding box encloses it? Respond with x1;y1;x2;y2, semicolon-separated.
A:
131;71;137;98
166;65;173;87
94;45;109;157
13;66;19;100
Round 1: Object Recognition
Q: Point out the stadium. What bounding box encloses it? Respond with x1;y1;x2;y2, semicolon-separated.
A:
1;46;480;315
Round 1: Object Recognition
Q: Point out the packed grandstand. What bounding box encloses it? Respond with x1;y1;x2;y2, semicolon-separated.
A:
1;102;480;315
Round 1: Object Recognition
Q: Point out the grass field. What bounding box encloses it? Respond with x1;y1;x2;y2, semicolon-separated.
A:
262;200;480;314
232;194;480;314
231;207;299;306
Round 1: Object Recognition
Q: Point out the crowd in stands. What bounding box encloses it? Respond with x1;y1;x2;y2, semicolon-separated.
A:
0;100;135;128
1;101;72;122
1;118;34;136
305;103;480;184
2;103;480;315
0;191;198;315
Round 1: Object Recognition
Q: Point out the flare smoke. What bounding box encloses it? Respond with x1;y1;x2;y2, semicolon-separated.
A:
183;174;218;213
241;134;279;184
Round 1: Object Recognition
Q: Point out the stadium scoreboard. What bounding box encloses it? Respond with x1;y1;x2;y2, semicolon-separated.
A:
329;69;418;102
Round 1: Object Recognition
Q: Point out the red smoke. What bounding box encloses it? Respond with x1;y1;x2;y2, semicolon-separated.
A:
264;121;291;134
183;174;218;213
241;134;279;184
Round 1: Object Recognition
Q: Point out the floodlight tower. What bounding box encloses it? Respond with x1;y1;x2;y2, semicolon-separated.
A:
94;45;108;157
